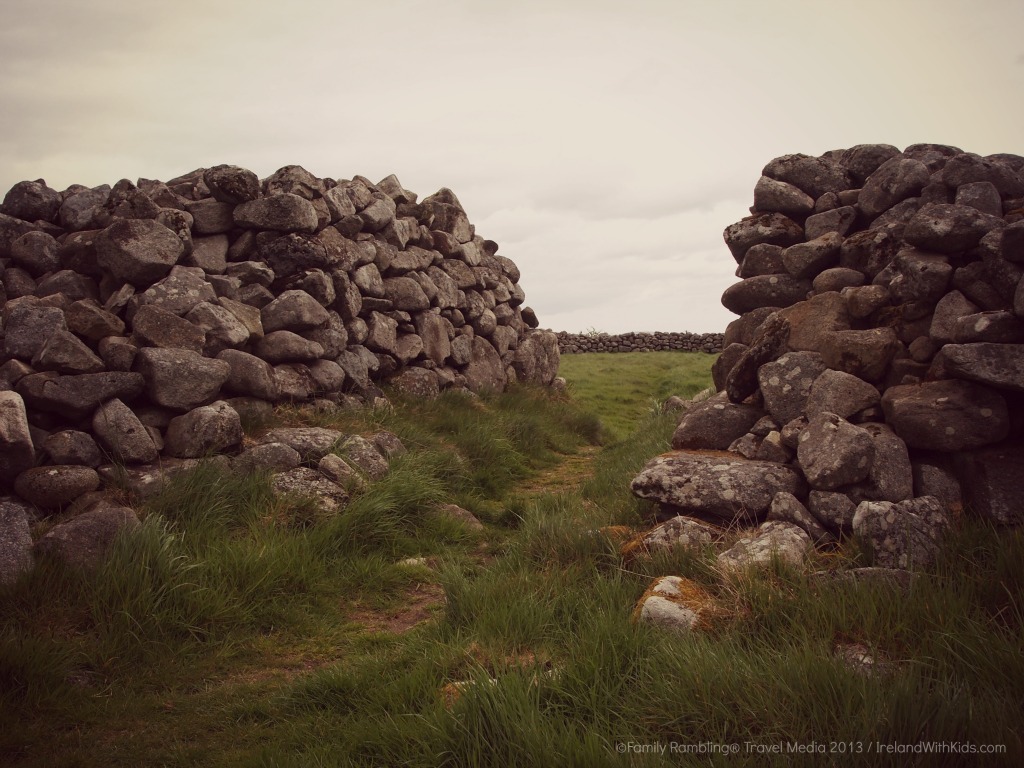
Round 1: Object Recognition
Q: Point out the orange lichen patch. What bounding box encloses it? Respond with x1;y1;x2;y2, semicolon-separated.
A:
631;576;730;631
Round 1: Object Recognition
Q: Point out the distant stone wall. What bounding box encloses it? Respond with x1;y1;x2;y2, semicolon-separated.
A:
556;330;723;354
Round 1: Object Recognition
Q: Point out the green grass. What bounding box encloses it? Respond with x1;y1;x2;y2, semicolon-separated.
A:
2;353;1022;766
558;351;715;442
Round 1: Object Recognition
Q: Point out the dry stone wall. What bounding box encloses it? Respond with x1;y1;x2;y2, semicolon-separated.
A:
0;164;560;531
633;143;1024;572
556;330;723;354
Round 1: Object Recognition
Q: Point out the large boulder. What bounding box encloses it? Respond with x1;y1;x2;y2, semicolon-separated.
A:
796;412;875;490
0;391;35;487
852;496;950;570
92;398;159;464
33;505;140;571
671;392;763;451
133;348;231;412
881;380;1009;452
164;401;243;458
95;218;184;286
0;497;34;585
631;451;806;523
511;330;560;386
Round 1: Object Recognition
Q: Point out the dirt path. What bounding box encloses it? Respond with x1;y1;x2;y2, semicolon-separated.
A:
515;444;602;497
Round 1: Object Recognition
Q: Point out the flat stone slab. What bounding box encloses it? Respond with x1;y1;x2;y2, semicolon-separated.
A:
631;451;806;523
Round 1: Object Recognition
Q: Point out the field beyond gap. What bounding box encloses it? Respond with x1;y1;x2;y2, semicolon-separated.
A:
2;351;1022;767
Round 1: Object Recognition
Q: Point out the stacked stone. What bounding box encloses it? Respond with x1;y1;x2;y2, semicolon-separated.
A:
633;144;1024;571
0;165;560;516
556;330;724;354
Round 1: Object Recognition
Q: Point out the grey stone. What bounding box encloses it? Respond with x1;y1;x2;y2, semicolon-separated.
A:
762;153;852;198
164;401;242;458
767;492;834;545
752;176;815;215
812;267;864;294
233;442;302;474
3;303;67;361
133;266;217;316
203;164;260;204
273;363;317;401
805;369;880;419
881;379;1009;452
912;456;963;516
256;330;324;364
808;490;857;533
463;336;506;392
390;367;440;398
859;157;931;219
2;179;62;222
10;231;60;276
258;427;345;462
92;398;159;464
957;444;1024;525
903;203;1004;254
131;303;206;353
0;498;34;585
842;423;914;504
725;312;791;403
16;371;145;419
185;199;235;235
631;452;806;524
0;391;35;486
65;300;125;342
630;515;720;557
34;505;139;571
271;467;348;515
134;348;230;412
723;213;805;261
932;343;1024;393
782;232;842;279
820;327;899;383
14;465;101;509
32;330;105;374
888;249;953;304
95;218;183;286
757;351;827;424
952;312;1024;344
338;435;389;479
261;289;330;333
672;391;763;450
721;274;811;315
852;496;950;570
42;430;101;467
186;301;251;355
717;520;812;574
930;290;980;343
233;193;318;233
738;243;785;278
511;330;560;386
797;412;875;490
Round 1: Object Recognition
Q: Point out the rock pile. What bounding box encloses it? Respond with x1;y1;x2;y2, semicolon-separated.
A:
0;165;560;548
556;330;723;354
633;144;1024;572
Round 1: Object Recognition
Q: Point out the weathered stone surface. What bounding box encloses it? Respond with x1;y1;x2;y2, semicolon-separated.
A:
14;465;100;509
390;367;440;398
11;230;60;276
4;303;68;361
203;164;260;204
805;206;858;241
808;490;857;533
797;412;875;490
216;349;279;400
233;442;302;474
821;327;899;383
316;453;363;490
92;398;158;464
273;363;317;401
776;291;851;354
672;391;763;450
842;423;914;504
717;520;812;574
0;498;34;585
256;331;324;364
812;267;864;294
17;371;145;419
131;303;206;353
511;330;560;386
621;515;720;560
185;301;250;354
234;193;318;233
631;451;806;523
29;330;102;375
723;213;805;261
912;456;963;516
952;311;1024;344
782;232;842;279
881;380;1009;451
763;154;851;198
95;218;183;286
633;576;720;634
930;290;980;343
805;369;880;419
258;427;344;462
261;289;330;333
725;312;791;403
956;443;1024;525
903;203;1004;254
271;467;348;515
33;505;139;571
0;391;36;486
859;158;931;219
463;336;506;392
2;179;62;223
753;176;815;215
65;300;125;342
42;430;101;467
721;274;811;315
932;343;1024;393
767;492;834;545
134;348;230;412
852;496;949;570
134;266;217;316
338;435;389;479
164;401;242;458
757;351;827;424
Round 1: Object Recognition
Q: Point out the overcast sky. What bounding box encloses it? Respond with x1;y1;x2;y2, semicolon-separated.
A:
2;0;1022;333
